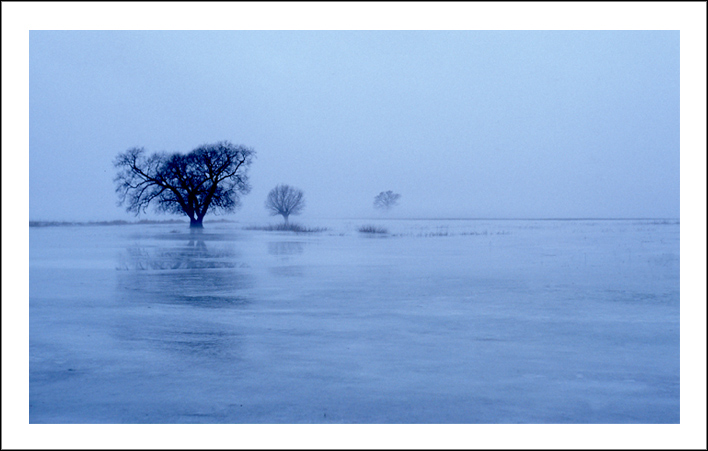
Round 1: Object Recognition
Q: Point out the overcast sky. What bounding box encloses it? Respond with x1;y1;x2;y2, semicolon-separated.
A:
29;30;679;221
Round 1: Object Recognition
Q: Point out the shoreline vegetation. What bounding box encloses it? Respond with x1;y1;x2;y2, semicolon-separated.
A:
29;218;680;228
243;223;328;233
29;219;216;227
28;219;330;233
358;225;388;234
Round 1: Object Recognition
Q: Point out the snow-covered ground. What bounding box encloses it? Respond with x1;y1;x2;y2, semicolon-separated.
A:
29;219;680;423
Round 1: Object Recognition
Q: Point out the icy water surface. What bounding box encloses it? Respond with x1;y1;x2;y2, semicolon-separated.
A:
29;219;680;423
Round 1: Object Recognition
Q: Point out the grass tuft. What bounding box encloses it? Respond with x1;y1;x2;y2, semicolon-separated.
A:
358;225;388;234
244;223;328;233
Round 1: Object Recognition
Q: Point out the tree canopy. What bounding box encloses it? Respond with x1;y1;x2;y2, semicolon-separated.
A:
114;141;255;227
374;190;401;212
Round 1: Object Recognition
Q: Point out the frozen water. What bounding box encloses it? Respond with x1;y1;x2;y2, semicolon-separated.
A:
29;219;680;423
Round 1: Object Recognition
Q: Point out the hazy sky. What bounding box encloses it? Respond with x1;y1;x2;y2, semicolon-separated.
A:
29;30;679;221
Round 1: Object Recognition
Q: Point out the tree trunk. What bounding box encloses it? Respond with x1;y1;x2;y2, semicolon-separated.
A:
283;214;289;224
190;217;204;228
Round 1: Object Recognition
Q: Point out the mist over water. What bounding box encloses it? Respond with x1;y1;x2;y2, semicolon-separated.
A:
29;31;679;222
25;26;682;427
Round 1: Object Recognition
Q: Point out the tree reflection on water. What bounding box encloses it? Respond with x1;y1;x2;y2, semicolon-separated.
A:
116;237;252;308
267;241;304;257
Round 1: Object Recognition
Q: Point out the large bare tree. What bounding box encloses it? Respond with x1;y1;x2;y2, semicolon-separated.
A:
373;190;401;212
114;141;255;228
265;184;305;223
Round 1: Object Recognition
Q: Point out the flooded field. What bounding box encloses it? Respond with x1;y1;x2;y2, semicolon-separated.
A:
29;219;680;423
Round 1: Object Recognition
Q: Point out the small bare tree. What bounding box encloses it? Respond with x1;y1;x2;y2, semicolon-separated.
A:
265;184;305;223
373;190;401;212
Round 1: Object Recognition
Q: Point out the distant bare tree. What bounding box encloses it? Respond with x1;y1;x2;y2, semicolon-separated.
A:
114;141;255;228
265;184;305;223
374;190;401;212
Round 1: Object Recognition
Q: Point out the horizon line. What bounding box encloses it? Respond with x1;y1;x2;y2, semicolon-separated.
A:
29;216;680;226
